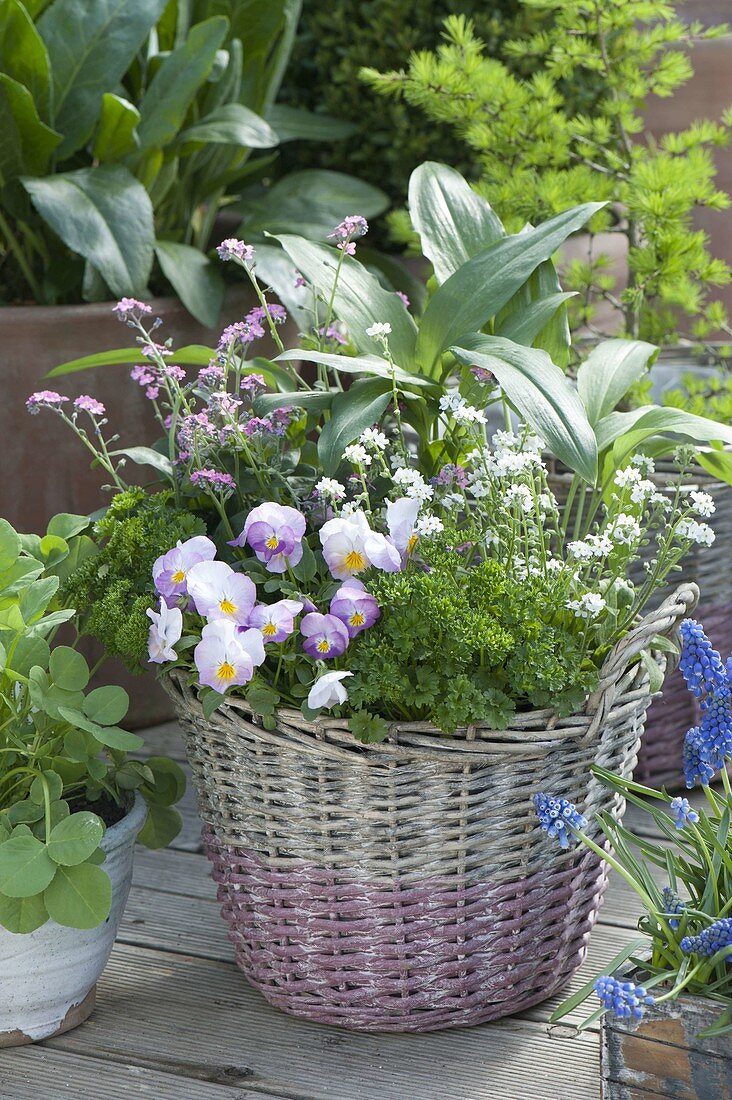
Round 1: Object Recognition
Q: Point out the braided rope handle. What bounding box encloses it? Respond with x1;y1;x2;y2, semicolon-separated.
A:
583;581;699;740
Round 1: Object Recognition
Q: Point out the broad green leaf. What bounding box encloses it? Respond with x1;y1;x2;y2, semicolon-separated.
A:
253;390;333;416
178;102;278;149
9;635;50;677
43;862;111;928
317;379;392;476
242;170;389;238
0;520;21;571
0;891;48;932
19;575;59;623
276;349;436;390
696;448;732;488
0;74;60;184
47;513;89;540
136;804;182;849
47;811;105;866
276;234;418;367
408;161;504;285
82;685;129;726
38;534;68;564
267;104;355;142
451;334;598;484
47;343;214;378
496;292;577;350
416;202;605;374
612;407;732;469
154;241;224;329
57;706;144;751
108;446;173;479
143;756;186;806
23;165;155;296
47;533;97;588
92;93;140;161
594;408;649;453
0;834;56;897
39;0;166;157
49;646;89;691
0;0;51;117
576;340;658;426
29;769;63;805
136;17;228;150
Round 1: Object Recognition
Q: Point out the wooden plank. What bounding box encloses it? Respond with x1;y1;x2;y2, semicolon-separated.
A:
48;941;600;1100
0;1047;278;1099
140;720;187;762
133;845;214;901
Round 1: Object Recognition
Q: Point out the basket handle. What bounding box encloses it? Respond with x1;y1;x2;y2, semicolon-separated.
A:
582;581;699;737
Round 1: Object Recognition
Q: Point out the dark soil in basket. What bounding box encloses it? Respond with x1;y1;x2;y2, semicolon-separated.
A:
69;792;133;829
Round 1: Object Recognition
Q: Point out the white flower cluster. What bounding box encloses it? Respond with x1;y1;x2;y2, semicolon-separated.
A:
360;427;388;451
416;514;445;536
315;477;346;502
566;593;607;619
677;518;715;546
690;490;715;518
614;465;667;508
392;466;434;502
365;322;391;338
567;533;614;560
611;513;642;545
343;443;372;466
503;484;534;515
439;394;487;425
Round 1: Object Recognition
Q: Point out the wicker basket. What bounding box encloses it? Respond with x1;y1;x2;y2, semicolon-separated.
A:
163;584;696;1033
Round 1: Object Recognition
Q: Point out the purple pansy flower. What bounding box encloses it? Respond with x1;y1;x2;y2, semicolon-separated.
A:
147;598;183;664
248;599;303;643
152;536;217;605
300;613;350;658
186;561;257;626
330;579;380;637
233;502;306;574
386;497;420;563
319;511;400;580
194;620;265;693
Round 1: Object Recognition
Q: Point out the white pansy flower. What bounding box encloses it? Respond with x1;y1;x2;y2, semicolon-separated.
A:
308;671;353;710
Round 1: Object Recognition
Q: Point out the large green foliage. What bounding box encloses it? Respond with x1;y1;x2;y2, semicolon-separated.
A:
279;0;545;205
0;512;185;933
0;0;387;319
364;2;732;343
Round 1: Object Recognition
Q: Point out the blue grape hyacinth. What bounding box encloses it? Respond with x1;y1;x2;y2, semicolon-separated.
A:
533;792;587;848
678;620;727;697
668;796;699;829
661;886;685;930
680;917;732;958
595;975;655;1020
683;726;719;788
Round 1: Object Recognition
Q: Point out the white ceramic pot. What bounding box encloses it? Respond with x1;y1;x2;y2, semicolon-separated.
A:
0;793;146;1046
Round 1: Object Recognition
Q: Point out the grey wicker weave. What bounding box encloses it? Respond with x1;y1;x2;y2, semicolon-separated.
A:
163;583;696;1033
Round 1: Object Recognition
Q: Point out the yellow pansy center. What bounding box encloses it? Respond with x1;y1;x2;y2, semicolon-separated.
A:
172;569;186;584
265;535;280;550
216;661;236;682
219;598;237;615
316;639;331;653
349;612;365;627
262;622;278;637
407;534;419;554
344;550;366;572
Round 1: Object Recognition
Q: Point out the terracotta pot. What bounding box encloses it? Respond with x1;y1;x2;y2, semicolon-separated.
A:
0;794;146;1047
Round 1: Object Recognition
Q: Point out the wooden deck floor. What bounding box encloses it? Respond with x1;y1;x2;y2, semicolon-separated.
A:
0;721;677;1100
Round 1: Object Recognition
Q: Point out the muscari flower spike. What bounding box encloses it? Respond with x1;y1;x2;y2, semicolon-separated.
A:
678;620;728;698
594;976;655;1020
661;886;685;930
680;917;732;958
533;793;587;849
668;796;700;830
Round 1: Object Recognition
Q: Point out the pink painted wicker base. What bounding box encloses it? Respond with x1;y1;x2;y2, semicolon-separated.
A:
637;605;732;789
204;828;608;1032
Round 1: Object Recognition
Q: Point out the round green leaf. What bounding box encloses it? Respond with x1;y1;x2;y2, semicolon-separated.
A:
136;804;182;849
29;769;63;806
43;863;112;929
0;834;56;897
0;518;21;571
47;811;104;866
49;646;90;691
82;685;130;726
0;891;49;934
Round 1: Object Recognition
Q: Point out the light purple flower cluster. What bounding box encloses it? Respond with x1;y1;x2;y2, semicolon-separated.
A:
435;464;468;489
190;469;236;494
680;917;732;957
328;214;368;255
668;796;699;829
197;364;225;390
319;324;347;346
533;792;587;849
594;976;654;1020
26;390;69;414
471;365;495;385
73;395;106;417
216;239;255;264
240;373;267;396
113;297;152;323
248;303;287;326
